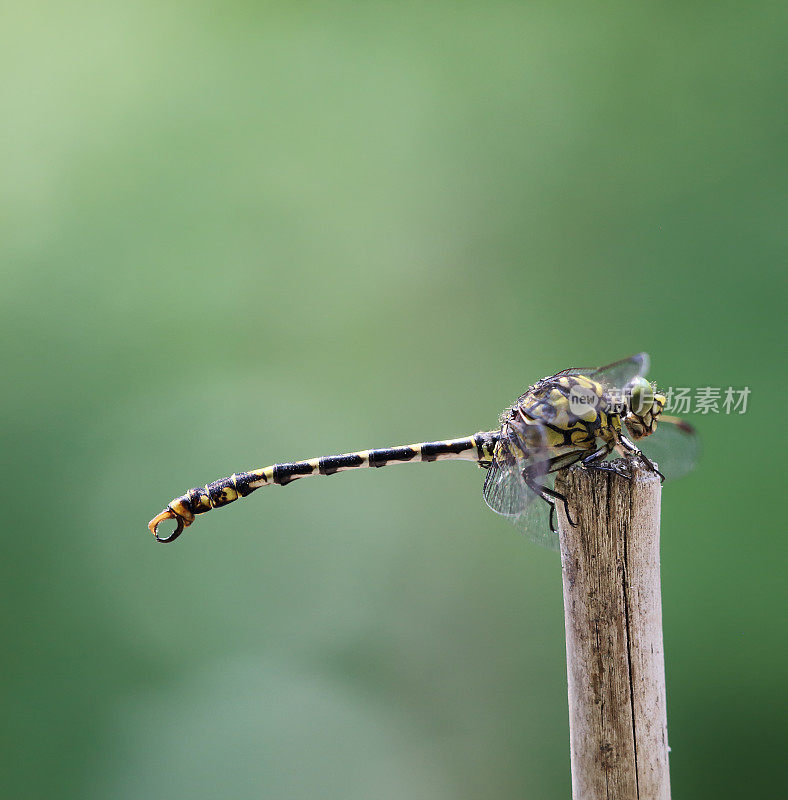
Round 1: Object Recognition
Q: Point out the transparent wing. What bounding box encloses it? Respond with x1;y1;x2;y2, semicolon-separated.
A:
634;416;699;481
482;420;559;550
482;458;532;518
566;352;650;393
482;461;559;550
482;459;536;517
514;470;561;551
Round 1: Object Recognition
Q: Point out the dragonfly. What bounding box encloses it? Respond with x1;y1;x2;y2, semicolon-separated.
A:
148;353;697;545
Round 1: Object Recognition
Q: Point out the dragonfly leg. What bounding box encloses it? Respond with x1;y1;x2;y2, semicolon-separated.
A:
525;475;577;529
619;434;666;482
579;443;635;479
581;440;635;479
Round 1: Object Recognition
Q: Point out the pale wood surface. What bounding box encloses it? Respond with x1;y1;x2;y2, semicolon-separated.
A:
556;461;670;800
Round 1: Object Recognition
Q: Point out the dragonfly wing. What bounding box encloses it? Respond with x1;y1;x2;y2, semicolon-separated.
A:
482;458;532;518
483;462;559;551
634;416;699;481
565;352;650;393
515;471;560;551
482;420;559;550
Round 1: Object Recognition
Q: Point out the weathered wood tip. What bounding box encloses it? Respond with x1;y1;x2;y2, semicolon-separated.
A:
556;457;670;800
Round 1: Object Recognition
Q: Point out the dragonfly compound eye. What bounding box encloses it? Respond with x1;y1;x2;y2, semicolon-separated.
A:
628;377;655;416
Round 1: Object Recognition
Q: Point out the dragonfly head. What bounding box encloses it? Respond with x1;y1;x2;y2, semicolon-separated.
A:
623;377;666;440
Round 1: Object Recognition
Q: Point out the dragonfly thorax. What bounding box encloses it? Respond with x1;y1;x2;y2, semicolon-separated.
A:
501;371;668;463
502;375;618;459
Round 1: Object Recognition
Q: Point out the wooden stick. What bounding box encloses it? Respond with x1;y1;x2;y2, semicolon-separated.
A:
556;460;671;800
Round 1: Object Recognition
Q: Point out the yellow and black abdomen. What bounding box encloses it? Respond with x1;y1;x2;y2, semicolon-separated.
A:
149;433;498;542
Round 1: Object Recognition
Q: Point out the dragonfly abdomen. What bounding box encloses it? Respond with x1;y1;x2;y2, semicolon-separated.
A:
149;432;498;542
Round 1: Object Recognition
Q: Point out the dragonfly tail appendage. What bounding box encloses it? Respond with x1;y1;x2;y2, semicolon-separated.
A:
148;508;186;542
149;471;268;542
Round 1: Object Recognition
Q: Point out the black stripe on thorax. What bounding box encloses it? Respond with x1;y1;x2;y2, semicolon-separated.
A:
273;461;315;485
369;446;419;468
319;453;366;475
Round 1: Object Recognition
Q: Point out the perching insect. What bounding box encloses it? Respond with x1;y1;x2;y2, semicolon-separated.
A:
148;353;697;546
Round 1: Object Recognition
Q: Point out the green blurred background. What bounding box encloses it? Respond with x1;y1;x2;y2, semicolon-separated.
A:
2;2;786;797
